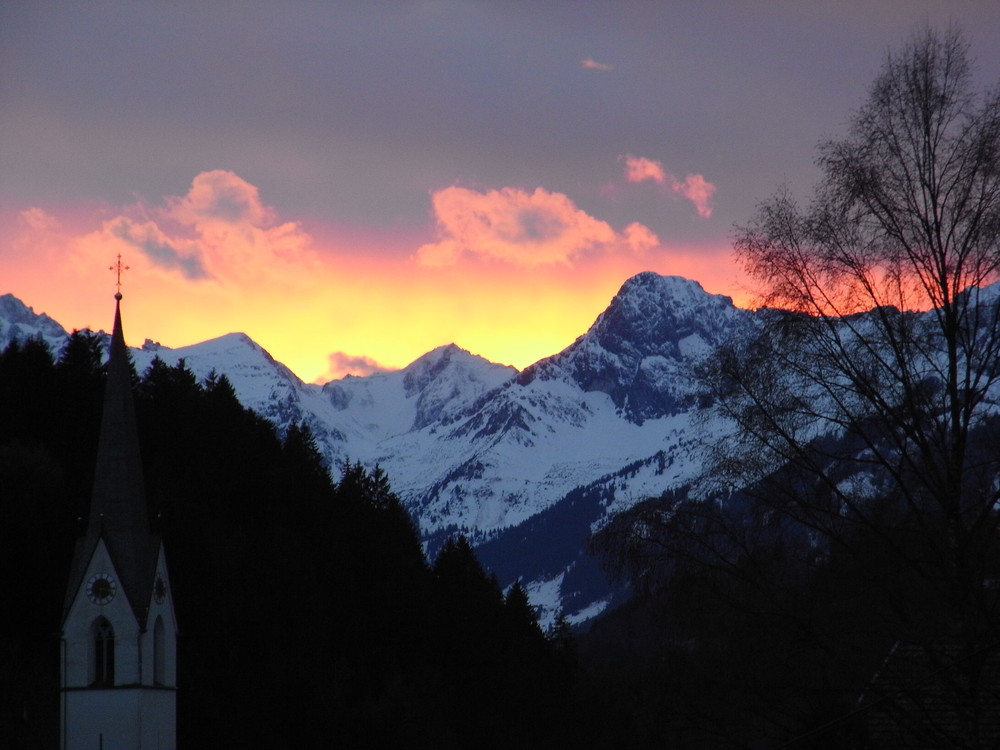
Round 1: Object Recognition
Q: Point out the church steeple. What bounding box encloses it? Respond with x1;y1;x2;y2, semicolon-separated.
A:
61;282;177;750
62;292;158;627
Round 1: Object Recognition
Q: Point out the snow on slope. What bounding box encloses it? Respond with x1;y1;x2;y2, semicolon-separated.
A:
377;273;749;536
321;344;516;443
0;293;69;352
0;274;749;621
10;272;1000;623
521;272;742;422
134;333;305;414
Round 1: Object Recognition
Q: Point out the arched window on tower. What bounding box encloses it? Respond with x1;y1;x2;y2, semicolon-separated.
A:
91;617;115;686
153;615;165;685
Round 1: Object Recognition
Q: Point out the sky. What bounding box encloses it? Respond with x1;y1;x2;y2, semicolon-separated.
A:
3;2;1000;384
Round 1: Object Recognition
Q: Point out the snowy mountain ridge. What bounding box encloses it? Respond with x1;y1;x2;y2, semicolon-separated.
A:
0;293;70;353
2;275;747;622
11;274;1000;624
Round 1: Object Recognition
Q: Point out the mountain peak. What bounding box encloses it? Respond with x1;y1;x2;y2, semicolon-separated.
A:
400;343;516;430
615;272;731;309
0;293;69;352
518;272;741;422
0;293;38;322
406;342;467;368
404;343;512;389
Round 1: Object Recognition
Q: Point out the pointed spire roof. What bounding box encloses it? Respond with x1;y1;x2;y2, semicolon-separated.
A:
63;292;160;626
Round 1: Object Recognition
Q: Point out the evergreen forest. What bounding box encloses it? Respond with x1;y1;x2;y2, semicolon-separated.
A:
0;332;583;750
5;327;1000;748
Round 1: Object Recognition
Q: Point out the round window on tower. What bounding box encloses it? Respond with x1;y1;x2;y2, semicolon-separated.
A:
153;574;166;604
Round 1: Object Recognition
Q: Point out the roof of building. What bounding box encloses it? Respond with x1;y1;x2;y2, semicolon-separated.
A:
62;294;161;628
861;637;1000;747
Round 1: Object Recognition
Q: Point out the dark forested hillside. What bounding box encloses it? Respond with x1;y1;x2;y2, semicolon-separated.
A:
584;419;1000;746
8;316;999;748
0;333;578;750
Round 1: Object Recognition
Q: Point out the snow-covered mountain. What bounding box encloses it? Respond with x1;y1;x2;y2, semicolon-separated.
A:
520;271;740;422
0;294;69;352
2;275;748;624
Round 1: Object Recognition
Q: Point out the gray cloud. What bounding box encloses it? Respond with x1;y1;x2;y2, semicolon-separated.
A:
108;217;212;281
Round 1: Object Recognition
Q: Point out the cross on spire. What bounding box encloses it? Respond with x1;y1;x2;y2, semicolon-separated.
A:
109;254;130;299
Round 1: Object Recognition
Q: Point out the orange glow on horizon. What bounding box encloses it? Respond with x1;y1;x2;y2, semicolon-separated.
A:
0;243;749;383
0;175;750;384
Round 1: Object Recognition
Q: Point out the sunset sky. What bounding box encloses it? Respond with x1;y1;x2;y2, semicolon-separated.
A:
3;2;1000;383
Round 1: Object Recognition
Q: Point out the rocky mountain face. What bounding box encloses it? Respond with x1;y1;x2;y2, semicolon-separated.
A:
519;272;743;421
0;293;69;352
3;275;749;624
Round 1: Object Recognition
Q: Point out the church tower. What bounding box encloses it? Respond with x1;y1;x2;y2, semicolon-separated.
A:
60;288;177;750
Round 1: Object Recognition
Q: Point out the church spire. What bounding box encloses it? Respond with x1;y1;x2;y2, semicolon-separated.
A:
61;266;177;750
63;288;158;626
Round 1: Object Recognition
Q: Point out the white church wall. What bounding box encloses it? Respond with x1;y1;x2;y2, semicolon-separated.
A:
140;546;179;688
63;688;175;750
61;539;177;750
62;540;143;688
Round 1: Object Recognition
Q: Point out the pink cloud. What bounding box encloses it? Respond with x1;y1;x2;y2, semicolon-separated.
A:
78;170;318;284
417;185;658;267
674;173;716;219
624;156;667;185
581;58;613;71
19;206;61;233
320;351;392;381
165;170;273;229
622;222;659;253
621;154;716;218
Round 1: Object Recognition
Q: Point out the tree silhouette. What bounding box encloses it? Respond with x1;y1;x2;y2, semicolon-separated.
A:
586;27;1000;748
701;26;1000;746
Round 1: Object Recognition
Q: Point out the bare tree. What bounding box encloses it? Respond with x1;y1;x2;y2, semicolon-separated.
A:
700;26;1000;746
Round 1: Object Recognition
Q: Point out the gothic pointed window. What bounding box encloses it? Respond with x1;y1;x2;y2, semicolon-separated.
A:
91;617;115;686
153;615;165;685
